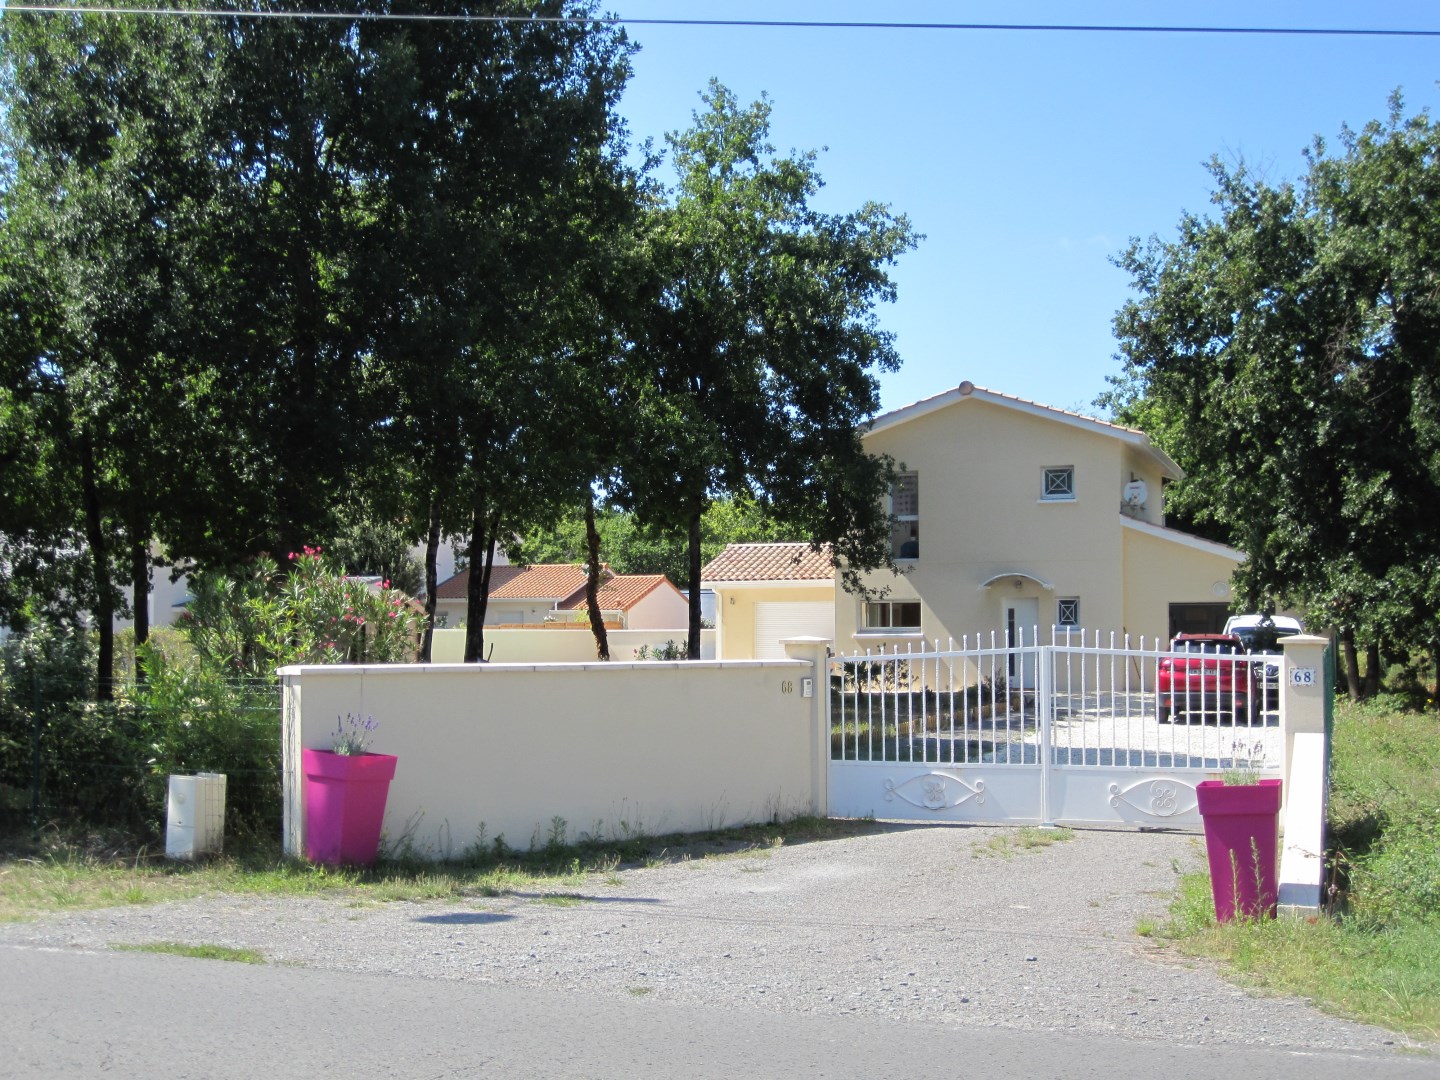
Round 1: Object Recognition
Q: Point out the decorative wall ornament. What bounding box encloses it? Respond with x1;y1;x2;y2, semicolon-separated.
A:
1108;778;1198;818
883;772;985;811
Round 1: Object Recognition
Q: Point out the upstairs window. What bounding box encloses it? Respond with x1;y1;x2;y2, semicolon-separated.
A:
1042;465;1075;501
891;471;919;558
862;601;922;631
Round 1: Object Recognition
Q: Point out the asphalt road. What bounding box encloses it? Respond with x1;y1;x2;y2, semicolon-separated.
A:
3;945;1436;1080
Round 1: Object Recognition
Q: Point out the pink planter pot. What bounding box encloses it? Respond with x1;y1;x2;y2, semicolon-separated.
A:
1196;778;1282;922
301;749;398;867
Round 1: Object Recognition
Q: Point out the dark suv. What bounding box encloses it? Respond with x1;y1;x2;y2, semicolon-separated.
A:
1157;633;1256;724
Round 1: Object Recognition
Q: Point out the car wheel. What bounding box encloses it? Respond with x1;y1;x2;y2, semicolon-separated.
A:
1158;704;1173;724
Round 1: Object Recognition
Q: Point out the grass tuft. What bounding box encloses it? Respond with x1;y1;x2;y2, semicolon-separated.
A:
972;826;1076;859
112;942;265;964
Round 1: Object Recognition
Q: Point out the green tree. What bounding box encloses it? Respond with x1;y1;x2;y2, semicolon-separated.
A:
1109;93;1440;702
0;9;235;694
622;81;917;657
346;1;637;663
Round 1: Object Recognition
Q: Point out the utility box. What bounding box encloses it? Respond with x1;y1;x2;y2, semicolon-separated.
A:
166;773;227;860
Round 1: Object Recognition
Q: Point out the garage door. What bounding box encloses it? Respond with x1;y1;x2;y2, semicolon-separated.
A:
754;602;835;659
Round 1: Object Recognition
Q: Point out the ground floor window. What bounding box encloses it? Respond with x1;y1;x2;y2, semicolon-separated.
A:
862;600;921;631
1168;602;1229;637
1056;598;1080;627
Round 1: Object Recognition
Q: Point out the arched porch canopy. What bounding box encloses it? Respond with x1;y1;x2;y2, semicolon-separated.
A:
977;571;1055;592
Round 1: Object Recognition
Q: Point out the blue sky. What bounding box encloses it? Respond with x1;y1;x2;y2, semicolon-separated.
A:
612;1;1440;415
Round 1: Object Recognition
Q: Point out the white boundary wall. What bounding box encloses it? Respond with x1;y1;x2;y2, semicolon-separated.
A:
280;640;827;859
429;627;716;663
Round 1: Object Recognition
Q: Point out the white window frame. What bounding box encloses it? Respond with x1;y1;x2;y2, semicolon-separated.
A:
1041;465;1075;502
861;600;922;632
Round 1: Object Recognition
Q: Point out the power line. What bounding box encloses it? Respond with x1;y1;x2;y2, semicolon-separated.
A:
2;5;1439;38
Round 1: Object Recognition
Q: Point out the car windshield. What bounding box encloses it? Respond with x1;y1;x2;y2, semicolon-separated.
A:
1232;626;1298;652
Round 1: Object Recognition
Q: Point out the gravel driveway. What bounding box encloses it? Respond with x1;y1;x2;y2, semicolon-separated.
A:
0;823;1427;1056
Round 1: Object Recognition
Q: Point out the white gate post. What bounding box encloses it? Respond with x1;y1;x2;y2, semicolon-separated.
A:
1278;635;1330;915
783;637;832;818
1038;644;1055;827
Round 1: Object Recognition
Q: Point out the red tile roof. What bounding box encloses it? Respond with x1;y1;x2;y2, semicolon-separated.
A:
434;564;591;601
556;574;679;612
700;542;834;583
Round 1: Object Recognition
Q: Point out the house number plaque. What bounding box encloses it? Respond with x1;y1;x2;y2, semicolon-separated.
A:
1290;668;1316;686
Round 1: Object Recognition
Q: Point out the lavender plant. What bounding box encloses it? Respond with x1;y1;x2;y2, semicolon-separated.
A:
331;713;378;756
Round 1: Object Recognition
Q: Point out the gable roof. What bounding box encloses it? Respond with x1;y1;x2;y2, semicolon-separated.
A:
556;574;681;612
867;381;1184;481
434;564;591;602
701;542;834;584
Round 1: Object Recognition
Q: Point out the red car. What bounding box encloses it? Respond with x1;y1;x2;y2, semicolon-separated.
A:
1157;633;1256;724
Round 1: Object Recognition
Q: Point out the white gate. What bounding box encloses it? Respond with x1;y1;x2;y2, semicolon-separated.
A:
828;630;1283;830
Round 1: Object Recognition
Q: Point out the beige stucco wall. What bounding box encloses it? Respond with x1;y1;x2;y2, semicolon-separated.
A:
710;584;835;660
624;584;690;631
1121;524;1240;644
280;655;822;858
430;627;716;663
838;399;1137;650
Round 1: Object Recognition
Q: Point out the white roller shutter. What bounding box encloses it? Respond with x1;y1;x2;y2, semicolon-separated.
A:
754;602;834;659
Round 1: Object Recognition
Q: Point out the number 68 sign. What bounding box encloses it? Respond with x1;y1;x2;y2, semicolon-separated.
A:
1290;667;1317;686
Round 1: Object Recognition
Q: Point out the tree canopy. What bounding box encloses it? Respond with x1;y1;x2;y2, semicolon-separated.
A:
620;81;918;655
1;18;916;676
1108;93;1440;700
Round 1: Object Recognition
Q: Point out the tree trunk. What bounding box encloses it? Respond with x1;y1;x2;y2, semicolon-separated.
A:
463;506;501;663
420;496;442;662
130;528;150;686
583;492;610;661
686;502;702;659
1340;625;1361;704
1362;640;1381;700
463;507;488;664
79;435;114;702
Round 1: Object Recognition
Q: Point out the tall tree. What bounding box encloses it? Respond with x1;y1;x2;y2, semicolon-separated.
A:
622;82;918;656
0;9;233;693
1109;93;1440;702
350;1;637;663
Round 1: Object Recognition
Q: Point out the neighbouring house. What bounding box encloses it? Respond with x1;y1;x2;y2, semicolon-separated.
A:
433;564;589;628
834;382;1242;673
702;542;836;659
431;564;688;630
552;573;690;631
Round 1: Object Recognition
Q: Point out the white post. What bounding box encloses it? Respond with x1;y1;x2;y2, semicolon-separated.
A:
1038;644;1055;827
783;637;832;819
280;667;304;858
1278;635;1329;915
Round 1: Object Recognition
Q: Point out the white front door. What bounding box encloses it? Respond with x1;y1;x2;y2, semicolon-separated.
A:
1004;598;1040;688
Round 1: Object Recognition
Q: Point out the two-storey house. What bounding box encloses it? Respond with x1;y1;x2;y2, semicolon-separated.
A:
834;383;1242;668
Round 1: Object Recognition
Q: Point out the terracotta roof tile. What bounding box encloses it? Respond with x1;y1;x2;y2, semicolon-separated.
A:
700;542;834;583
434;564;591;601
556;574;679;611
433;566;521;600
